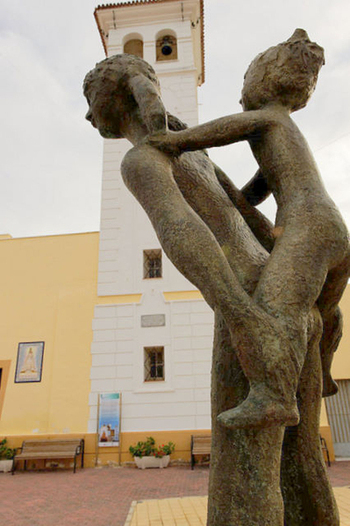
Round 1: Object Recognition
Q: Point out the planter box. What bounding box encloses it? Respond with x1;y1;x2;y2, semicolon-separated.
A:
134;455;170;469
0;459;13;473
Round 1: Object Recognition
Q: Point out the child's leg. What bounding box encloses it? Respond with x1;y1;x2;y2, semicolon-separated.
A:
317;250;350;396
218;217;349;429
122;145;300;429
122;145;260;318
172;152;268;294
217;225;333;429
243;230;331;413
253;232;349;403
319;307;342;397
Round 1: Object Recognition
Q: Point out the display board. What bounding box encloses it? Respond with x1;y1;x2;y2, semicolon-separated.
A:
97;393;121;447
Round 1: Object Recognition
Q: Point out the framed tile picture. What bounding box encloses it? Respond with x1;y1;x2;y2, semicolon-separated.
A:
15;342;44;383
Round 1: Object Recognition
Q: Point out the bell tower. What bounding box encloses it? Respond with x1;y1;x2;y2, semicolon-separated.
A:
93;0;204;297
95;0;204;123
89;1;213;449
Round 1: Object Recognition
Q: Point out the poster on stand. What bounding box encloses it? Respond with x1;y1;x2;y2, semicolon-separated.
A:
98;393;121;447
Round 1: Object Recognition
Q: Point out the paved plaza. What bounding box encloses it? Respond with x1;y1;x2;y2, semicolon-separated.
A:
0;462;349;525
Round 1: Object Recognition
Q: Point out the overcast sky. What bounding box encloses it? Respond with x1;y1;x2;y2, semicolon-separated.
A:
2;0;350;238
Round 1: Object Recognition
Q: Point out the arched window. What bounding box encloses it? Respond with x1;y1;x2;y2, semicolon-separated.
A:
156;31;178;62
124;38;143;58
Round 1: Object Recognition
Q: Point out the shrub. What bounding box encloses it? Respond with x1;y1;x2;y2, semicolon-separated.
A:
154;442;175;458
0;438;15;460
129;437;175;458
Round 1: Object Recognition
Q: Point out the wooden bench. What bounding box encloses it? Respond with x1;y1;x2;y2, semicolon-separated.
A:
12;439;84;474
191;434;211;470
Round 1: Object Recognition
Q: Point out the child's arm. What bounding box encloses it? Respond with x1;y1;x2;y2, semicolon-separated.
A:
213;163;274;253
148;110;267;154
241;170;271;206
129;75;167;134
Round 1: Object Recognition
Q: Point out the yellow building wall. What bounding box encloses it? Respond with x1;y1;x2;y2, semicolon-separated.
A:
0;233;99;436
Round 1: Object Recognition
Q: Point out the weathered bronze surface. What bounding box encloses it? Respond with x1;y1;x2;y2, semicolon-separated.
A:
84;30;350;525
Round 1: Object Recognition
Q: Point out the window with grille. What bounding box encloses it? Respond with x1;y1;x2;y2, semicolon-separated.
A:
144;347;164;382
143;249;162;279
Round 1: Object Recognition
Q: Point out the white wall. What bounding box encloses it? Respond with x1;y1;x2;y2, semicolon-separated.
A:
89;298;213;432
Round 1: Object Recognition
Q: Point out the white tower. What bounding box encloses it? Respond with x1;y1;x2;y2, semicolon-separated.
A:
89;0;213;447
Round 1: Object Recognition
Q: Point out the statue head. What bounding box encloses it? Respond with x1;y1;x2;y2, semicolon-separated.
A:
241;29;325;112
84;54;167;139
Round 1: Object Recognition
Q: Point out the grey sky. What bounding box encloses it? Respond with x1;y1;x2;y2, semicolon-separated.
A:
1;0;350;238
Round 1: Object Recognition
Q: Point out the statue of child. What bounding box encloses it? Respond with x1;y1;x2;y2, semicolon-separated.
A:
149;29;350;427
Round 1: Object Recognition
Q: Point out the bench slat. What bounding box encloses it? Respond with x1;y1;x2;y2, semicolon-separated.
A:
22;444;79;453
22;440;81;447
192;447;210;454
16;452;78;459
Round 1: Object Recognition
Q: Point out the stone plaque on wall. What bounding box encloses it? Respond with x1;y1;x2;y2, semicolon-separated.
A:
141;314;166;327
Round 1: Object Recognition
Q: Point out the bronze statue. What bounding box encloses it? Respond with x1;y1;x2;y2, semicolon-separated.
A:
84;30;349;525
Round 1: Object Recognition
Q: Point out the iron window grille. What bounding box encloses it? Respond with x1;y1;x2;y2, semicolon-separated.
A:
143;249;162;279
144;347;165;382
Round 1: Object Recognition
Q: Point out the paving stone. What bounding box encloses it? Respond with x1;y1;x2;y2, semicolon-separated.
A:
0;462;348;525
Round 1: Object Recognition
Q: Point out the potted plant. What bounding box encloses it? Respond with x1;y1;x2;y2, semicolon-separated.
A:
129;436;175;469
0;438;15;473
